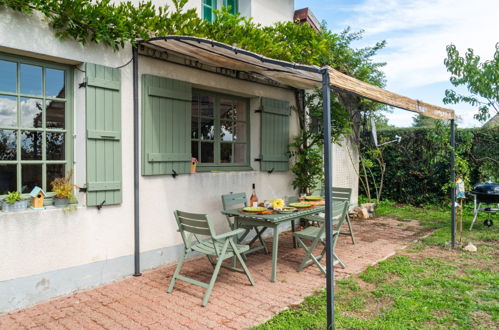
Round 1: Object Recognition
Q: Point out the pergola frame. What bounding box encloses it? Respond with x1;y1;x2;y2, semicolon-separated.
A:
131;36;457;329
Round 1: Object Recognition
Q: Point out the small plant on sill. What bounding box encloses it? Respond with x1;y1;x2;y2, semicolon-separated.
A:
50;170;76;208
5;191;23;204
1;191;29;212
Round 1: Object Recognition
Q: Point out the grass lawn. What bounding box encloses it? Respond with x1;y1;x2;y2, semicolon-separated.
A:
255;201;499;329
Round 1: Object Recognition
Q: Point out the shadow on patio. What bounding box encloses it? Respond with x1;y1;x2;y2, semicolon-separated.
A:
1;217;424;330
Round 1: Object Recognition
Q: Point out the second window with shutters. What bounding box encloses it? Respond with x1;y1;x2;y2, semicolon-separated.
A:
191;90;250;171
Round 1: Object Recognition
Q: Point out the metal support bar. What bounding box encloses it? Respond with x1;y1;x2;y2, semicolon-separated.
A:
322;67;334;329
450;119;456;248
132;46;142;276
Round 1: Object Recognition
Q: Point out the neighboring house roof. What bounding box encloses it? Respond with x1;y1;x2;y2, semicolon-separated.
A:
483;114;499;128
294;8;321;32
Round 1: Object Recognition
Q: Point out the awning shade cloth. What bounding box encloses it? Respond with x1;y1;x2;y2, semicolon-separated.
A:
143;36;455;120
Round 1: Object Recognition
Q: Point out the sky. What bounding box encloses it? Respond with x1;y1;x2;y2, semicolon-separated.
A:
295;0;499;128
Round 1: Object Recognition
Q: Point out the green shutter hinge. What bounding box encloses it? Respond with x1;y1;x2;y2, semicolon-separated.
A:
79;81;87;88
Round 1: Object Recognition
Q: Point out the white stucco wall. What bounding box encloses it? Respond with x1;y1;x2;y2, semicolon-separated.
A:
123;0;295;25
0;3;357;312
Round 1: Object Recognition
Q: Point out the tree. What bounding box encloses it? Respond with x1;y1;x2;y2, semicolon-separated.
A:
412;113;438;127
443;43;499;122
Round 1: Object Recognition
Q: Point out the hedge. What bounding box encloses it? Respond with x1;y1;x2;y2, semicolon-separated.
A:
360;126;499;205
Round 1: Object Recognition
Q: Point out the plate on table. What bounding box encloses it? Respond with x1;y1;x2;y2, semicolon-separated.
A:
277;207;297;214
288;202;312;208
305;196;322;201
242;206;267;213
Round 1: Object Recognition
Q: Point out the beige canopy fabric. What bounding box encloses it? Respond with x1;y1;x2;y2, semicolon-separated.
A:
143;36;455;120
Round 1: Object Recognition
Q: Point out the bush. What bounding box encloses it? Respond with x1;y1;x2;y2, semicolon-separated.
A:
360;126;498;205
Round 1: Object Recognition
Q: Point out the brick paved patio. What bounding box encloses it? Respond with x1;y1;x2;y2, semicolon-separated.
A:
0;217;423;329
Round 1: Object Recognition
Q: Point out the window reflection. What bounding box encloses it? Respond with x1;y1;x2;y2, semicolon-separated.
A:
21;164;42;193
20;64;42;96
21;98;43;128
45;69;65;98
0;60;16;93
0;130;16;160
47;164;65;191
221;143;232;163
21;131;42;160
0;95;17;127
46;132;65;160
0;164;16;194
46;100;65;129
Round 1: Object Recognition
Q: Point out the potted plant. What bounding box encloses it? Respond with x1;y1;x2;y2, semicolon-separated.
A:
1;191;29;212
50;171;76;208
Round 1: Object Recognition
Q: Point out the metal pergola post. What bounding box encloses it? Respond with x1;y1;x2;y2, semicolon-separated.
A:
132;46;142;277
322;68;334;329
450;119;456;248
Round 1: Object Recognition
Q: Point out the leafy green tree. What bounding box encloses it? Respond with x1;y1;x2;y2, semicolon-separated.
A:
412;114;438;127
443;43;499;121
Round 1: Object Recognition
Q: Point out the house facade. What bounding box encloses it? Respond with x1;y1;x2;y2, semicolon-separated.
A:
0;1;359;312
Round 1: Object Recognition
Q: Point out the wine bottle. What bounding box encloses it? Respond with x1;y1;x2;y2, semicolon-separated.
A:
249;183;258;207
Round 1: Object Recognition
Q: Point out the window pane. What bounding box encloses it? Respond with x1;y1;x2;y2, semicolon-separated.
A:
201;142;214;163
191;117;199;139
0;164;16;195
47;164;65;191
46;100;65;129
0;130;17;160
21;164;42;193
0;60;17;93
234;143;246;163
191;95;199;117
20;64;42;96
221;120;234;141
21;98;43;128
21;131;42;160
200;118;214;140
46;132;65;160
191;141;199;161
234;122;246;141
221;143;232;163
200;95;214;117
45;69;65;98
203;6;213;22
235;100;246;121
0;95;17;127
220;99;236;120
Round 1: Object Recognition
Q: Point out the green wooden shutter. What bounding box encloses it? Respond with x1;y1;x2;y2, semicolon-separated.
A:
260;98;291;172
85;63;122;206
142;75;191;175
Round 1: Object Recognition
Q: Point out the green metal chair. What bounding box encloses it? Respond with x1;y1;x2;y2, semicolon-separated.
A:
168;210;255;306
302;186;356;244
293;201;349;274
221;192;269;255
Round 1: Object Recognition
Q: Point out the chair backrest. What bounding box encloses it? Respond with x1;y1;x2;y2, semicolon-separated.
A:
221;192;247;210
318;200;349;236
318;186;352;202
174;210;215;245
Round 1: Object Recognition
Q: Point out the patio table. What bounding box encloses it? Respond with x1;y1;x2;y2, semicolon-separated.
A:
222;204;334;282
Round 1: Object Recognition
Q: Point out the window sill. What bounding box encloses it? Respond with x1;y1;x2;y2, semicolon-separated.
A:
0;204;81;216
195;166;253;172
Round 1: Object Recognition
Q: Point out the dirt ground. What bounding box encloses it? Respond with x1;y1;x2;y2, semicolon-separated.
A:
0;217;426;330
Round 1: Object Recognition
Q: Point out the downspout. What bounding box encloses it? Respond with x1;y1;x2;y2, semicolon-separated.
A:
450;119;456;248
322;67;334;329
132;45;142;276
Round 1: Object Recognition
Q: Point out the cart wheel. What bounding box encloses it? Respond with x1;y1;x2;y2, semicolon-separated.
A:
483;219;493;227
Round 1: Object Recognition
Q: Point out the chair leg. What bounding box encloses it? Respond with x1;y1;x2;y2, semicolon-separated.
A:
296;237;320;272
230;239;255;286
202;241;229;307
167;250;186;293
346;215;356;244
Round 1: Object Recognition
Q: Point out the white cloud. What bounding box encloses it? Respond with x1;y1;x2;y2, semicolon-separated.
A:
342;0;499;90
